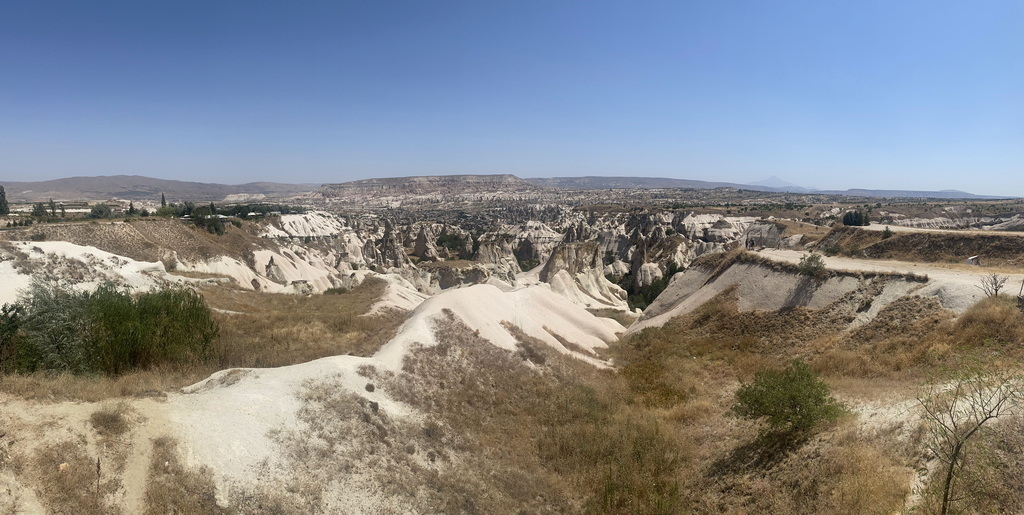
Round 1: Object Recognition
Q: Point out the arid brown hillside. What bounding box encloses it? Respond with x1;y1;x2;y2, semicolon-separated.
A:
0;218;272;264
816;226;1024;267
0;175;316;202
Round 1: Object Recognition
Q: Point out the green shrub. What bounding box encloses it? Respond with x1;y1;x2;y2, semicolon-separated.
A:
218;203;306;218
435;233;465;252
731;359;844;434
842;210;869;226
89;204;112;219
17;281;93;372
518;257;540;271
155;205;177;217
31;202;48;218
5;280;218;374
0;303;24;372
191;206;225;235
797;253;828;279
617;263;679;311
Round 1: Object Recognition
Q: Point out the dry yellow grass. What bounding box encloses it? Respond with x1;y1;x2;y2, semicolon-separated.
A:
820;225;1024;268
28;439;121;515
241;313;695;513
89;403;131;438
0;366;212;402
205;277;402;368
604;286;1024;512
776;219;831;244
144;437;224;514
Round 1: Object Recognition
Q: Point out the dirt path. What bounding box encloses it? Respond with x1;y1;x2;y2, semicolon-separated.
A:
120;399;174;514
860;222;1024;237
0;394;176;514
756;249;1024;298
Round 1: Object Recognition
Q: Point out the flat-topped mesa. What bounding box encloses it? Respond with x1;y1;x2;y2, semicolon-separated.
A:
313;174;538;199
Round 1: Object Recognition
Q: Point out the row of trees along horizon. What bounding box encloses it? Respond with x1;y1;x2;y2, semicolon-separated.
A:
0;187;304;235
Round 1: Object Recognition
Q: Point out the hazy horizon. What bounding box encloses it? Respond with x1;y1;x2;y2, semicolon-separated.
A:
2;1;1021;196
0;172;1014;198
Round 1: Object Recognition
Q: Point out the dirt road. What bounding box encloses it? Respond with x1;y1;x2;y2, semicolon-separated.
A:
859;222;1024;238
756;249;1024;302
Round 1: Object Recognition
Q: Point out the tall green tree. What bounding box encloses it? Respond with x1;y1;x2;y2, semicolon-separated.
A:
48;198;57;217
0;185;8;216
842;210;870;226
160;193;166;207
31;202;47;218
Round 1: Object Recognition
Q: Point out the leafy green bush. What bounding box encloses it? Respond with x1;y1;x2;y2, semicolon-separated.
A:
191;205;226;235
731;360;844;434
842;210;869;226
435;233;465;252
155;201;196;218
0;303;24;372
31;202;48;218
797;253;828;279
518;257;540;271
16;281;92;372
89;204;112;219
155;205;177;217
4;280;218;374
218;203;306;218
617;263;679;311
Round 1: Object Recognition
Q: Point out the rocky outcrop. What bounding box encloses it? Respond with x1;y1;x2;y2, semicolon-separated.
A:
264;256;287;284
604;260;630;278
419;262;495;290
629;259;925;335
509;221;562;265
374;220;411;270
539;242;627;309
474;235;522;280
247;208;753;301
743;220;786;249
634;262;664;288
412;225;440;262
540;242;603;283
262;212;347;239
985;215;1024;231
680;213;757;242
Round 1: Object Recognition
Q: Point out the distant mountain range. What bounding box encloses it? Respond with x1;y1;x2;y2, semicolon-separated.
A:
0;174;1006;202
525;176;1002;199
0;175;319;202
525;176;753;190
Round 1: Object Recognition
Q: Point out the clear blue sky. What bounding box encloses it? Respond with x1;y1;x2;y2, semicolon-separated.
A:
2;1;1021;195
